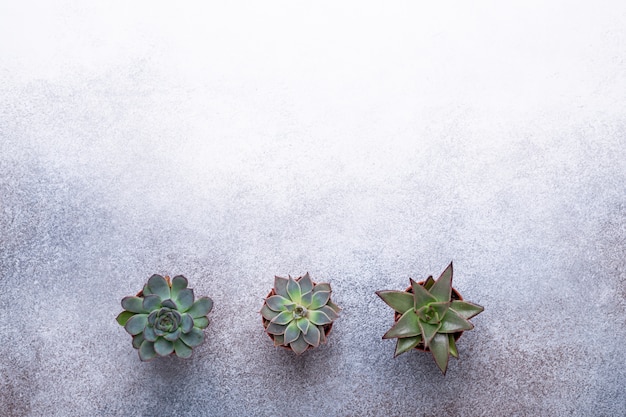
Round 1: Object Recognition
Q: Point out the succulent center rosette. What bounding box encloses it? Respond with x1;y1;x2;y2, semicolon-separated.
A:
116;274;213;361
376;262;484;374
151;308;181;334
260;273;341;354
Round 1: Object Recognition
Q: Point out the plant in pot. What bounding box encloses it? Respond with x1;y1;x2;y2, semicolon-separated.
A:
376;262;483;374
116;274;213;361
260;273;340;354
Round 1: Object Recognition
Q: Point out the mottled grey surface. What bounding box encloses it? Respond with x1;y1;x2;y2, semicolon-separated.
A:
1;1;625;416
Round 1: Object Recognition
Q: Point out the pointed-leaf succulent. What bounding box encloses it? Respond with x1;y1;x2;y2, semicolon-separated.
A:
261;273;340;354
116;275;213;361
376;262;483;374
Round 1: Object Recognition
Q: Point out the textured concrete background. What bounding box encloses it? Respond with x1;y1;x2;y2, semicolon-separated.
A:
1;1;625;416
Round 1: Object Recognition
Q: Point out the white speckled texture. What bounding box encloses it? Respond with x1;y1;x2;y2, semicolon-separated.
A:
1;1;625;416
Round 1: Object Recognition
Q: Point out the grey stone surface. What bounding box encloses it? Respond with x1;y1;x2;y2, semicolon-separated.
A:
1;1;625;416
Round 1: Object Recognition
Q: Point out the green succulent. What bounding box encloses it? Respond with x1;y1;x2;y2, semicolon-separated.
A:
261;273;341;354
376;262;483;374
116;274;213;361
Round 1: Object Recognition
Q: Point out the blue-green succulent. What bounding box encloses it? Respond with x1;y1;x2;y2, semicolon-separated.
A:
376;262;483;374
261;273;340;354
116;275;213;361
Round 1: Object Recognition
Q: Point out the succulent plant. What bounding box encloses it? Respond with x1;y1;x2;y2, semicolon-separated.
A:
261;273;340;354
376;262;483;374
116;274;213;361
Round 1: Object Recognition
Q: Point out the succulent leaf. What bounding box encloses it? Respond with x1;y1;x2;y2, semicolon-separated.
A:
175;288;195;312
290;333;309;354
429;262;453;302
161;299;177;309
164;328;182;342
307;310;332;326
394;335;422;357
376;290;414;314
283;320;301;344
181;314;194;333
448;334;459;358
271;311;294;325
300;291;313;307
174;339;193;358
260;304;280;321
327;299;342;313
179;327;205;347
410;278;437;310
266;322;287;335
450;300;484;319
154;338;175;356
139;340;157;361
147;274;171;300
296;318;310;335
265;295;293;312
142;295;162;311
309;291;331;310
382;309;421;339
121;296;147;313
132;333;145;349
423;275;435;290
318;305;339;321
143;326;157;342
124;314;148;336
170;275;188;299
116;311;136;326
319;325;327;344
286;277;302;303
193;316;209;329
142;284;152;296
438;309;474;333
187;297;213;318
273;334;285;346
303;323;320;347
298;273;313;294
430;333;450;374
147;311;157;326
418;320;441;347
274;276;289;298
313;283;331;293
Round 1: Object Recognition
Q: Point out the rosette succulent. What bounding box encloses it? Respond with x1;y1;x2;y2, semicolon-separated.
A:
261;273;340;354
116;274;213;361
376;262;483;374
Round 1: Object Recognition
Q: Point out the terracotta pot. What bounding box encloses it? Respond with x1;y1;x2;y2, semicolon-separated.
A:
394;281;464;352
262;285;334;352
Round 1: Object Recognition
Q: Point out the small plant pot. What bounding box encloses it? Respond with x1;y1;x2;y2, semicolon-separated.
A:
395;282;464;352
117;274;213;361
262;287;334;352
377;262;484;374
